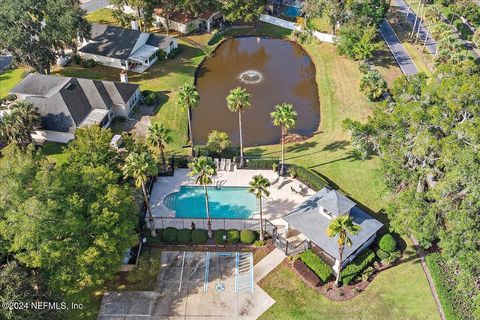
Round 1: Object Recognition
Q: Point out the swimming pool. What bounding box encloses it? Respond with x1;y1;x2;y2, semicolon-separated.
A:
282;5;302;18
164;186;257;219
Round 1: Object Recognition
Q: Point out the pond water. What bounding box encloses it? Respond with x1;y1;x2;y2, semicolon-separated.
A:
193;37;320;146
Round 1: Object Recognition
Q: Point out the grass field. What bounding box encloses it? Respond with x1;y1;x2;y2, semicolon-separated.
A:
0;68;25;98
85;8;117;25
259;242;439;320
40;141;68;165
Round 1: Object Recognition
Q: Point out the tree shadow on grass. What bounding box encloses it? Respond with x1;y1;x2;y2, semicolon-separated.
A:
152;91;171;116
286;141;318;153
322;140;350;152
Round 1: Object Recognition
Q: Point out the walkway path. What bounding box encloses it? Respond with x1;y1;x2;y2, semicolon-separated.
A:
411;237;446;320
254;248;286;282
395;0;437;54
379;19;419;75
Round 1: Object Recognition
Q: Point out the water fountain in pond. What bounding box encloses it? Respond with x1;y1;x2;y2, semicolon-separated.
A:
238;70;263;84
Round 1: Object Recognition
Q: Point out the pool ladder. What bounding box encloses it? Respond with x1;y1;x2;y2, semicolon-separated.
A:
235;252;254;293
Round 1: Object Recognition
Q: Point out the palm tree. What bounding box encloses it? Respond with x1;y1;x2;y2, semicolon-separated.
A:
248;175;271;241
147;121;172;172
177;83;200;148
327;215;361;286
359;71;388;101
188;156;217;238
0;101;40;146
122;152;159;237
270;103;297;175
226;87;251;167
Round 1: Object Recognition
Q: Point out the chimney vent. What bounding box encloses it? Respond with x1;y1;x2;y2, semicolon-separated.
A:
120;70;128;83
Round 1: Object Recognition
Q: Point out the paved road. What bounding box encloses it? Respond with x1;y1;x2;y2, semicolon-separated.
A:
395;0;437;55
0;55;12;73
379;19;419;76
80;0;110;14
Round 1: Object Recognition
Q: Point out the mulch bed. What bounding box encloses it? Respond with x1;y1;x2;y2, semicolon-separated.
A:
290;254;406;301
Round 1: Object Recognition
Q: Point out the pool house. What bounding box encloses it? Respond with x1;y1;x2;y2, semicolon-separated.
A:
283;187;383;273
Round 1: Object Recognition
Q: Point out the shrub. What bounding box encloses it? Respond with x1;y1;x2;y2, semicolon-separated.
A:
360;70;388;101
294;259;321;286
177;229;192;244
244;159;278;169
226;229;240;244
272;162;278;172
144;92;157;106
206;130;232;155
5;94;16;102
289;166;298;178
254;240;265;247
293;165;329;191
213;229;227;245
240;229;256;244
383;250;401;265
167;46;182;59
173;157;189;168
299;250;332;282
361;266;375;281
341;248;375;285
375;248;390;260
163;227;178;243
73;55;81;64
127;257;161;283
191;229;208;244
82;59;96;68
426;253;467;320
378;233;397;252
194;144;239;158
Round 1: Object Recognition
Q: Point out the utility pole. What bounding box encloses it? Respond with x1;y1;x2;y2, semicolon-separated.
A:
411;1;421;38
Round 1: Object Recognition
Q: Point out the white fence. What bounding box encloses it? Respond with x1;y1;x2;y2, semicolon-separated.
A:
259;14;337;44
312;30;337;44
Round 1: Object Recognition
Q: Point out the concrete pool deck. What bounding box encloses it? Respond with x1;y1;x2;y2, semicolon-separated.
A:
150;168;312;222
98;251;275;319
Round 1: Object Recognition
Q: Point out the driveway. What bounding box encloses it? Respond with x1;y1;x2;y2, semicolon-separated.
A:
379;19;419;76
80;0;110;14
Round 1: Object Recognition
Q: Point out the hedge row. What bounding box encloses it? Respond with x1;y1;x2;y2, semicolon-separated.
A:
341;248;375;285
299;250;332;283
425;253;466;320
193;145;239;159
150;228;258;245
292;165;329;191
293;259;321;287
243;159;278;170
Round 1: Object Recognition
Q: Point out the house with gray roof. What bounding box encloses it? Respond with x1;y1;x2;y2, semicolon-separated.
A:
9;73;140;143
283;187;383;273
78;23;177;73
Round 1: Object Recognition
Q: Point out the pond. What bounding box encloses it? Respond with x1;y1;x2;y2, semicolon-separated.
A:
193;37;320;147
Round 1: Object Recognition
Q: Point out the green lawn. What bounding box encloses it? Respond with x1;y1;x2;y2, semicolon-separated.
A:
0;68;25;98
40;141;68;165
259;242;439;320
85;8;117;25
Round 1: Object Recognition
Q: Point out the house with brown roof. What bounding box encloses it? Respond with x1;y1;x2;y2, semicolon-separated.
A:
9;73;140;143
153;7;223;34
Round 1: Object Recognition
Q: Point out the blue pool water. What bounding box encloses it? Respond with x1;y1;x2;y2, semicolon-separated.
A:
283;6;301;18
164;186;257;219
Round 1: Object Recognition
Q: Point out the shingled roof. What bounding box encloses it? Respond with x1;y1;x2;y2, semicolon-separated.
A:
79;24;173;60
10;73;138;133
283;187;383;262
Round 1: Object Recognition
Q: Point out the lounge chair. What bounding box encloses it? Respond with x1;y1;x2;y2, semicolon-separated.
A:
225;159;231;171
291;186;300;194
220;158;226;171
214;158;220;170
270;175;280;186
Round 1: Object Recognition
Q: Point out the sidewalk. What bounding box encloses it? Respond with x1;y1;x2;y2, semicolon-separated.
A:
254;248;286;282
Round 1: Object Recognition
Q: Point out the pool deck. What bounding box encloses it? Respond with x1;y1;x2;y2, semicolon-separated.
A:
149;168;312;222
